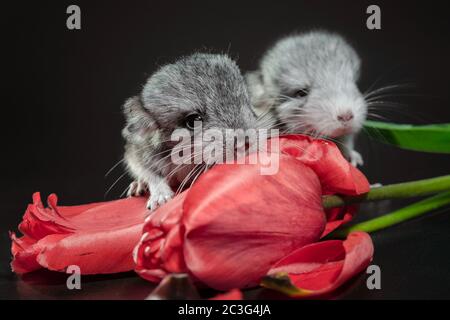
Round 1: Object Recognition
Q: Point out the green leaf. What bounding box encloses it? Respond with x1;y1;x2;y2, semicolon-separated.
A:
326;191;450;239
363;120;450;153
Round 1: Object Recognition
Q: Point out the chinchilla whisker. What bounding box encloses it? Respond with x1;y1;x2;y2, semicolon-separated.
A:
364;83;416;98
119;183;131;198
365;92;432;102
105;158;125;177
164;150;204;189
361;124;391;145
256;106;274;119
150;143;205;168
367;101;408;107
160;163;185;189
176;164;203;195
367;102;410;111
367;112;390;121
189;164;207;189
104;172;127;198
159;149;205;176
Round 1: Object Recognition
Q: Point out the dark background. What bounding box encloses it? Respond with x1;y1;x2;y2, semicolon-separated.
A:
1;0;450;299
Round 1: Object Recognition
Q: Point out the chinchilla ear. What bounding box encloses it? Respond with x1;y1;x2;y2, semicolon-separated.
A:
122;96;157;143
245;71;267;107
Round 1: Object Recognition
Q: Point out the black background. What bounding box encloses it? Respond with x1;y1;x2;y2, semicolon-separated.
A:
1;0;450;299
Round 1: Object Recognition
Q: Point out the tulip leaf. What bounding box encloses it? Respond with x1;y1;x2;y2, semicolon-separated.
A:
363;121;450;153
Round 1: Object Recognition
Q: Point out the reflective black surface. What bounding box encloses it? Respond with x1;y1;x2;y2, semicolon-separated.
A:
1;0;450;299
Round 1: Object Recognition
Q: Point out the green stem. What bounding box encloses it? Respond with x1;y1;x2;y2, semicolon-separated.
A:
327;191;450;239
322;174;450;209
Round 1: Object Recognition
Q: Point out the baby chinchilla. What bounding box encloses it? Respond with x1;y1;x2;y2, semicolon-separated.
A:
122;53;259;211
246;30;367;166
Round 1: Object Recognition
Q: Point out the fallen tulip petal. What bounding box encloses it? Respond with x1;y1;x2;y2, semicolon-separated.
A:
11;193;147;274
10;233;68;274
263;231;373;297
36;224;144;274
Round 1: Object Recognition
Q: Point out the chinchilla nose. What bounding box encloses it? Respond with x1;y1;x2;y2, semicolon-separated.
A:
337;111;354;123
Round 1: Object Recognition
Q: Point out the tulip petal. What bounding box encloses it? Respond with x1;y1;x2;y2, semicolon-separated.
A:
262;231;373;297
35;224;144;274
10;233;69;274
275;135;370;195
322;206;357;237
182;156;326;290
19;193;147;240
11;193;147;274
18;193;75;240
135;192;188;283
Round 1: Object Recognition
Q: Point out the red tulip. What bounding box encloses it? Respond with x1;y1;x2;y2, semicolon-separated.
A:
135;135;371;294
10;193;146;274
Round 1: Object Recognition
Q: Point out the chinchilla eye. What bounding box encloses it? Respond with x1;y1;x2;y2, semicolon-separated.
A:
294;88;309;98
184;113;203;130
